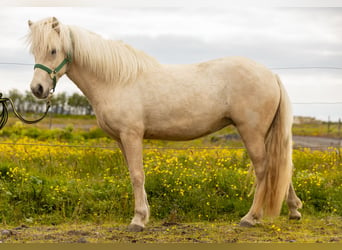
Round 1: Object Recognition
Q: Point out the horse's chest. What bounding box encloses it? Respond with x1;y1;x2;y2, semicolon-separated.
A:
93;100;144;139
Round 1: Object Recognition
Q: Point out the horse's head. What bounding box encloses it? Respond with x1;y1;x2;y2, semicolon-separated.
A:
27;17;72;99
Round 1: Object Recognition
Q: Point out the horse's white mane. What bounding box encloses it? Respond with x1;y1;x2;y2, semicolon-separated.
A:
27;17;159;84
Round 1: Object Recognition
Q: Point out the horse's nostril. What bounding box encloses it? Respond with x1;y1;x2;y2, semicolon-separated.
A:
32;83;44;97
36;84;43;96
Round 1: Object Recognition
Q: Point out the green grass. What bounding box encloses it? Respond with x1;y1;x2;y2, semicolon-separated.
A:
293;122;342;138
0;135;340;226
5;114;342;142
0;118;341;243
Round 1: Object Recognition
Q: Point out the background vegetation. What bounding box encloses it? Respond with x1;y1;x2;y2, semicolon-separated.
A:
2;89;93;115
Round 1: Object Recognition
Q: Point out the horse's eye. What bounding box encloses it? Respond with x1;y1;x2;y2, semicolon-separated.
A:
51;49;57;55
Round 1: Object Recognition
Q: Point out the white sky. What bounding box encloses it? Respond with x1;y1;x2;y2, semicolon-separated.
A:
0;1;341;121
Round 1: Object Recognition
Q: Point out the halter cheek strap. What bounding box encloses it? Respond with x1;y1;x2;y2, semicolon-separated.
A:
34;53;72;92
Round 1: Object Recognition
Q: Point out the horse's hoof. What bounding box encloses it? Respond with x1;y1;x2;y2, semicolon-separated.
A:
239;220;255;227
127;224;144;232
289;211;302;220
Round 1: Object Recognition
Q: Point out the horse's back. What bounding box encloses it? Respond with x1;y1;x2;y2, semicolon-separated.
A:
136;57;280;140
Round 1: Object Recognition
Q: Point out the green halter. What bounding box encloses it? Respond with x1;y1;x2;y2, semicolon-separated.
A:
34;53;72;92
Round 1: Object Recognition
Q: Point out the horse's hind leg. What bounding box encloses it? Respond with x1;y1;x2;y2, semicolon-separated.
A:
237;126;267;227
287;182;302;220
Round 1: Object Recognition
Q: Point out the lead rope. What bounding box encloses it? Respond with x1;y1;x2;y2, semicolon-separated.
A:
0;92;51;129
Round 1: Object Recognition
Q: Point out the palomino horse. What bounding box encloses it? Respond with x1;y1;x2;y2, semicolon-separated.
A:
27;17;302;231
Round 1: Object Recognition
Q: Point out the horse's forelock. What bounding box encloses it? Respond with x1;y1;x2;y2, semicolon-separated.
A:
27;18;72;57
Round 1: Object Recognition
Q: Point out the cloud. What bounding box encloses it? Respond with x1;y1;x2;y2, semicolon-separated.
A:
104;7;342;67
0;6;341;120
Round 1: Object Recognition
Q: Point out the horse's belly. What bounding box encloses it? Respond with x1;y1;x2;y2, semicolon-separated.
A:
144;116;233;140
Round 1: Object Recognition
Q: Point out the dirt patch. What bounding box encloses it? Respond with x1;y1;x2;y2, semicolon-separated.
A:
1;216;341;243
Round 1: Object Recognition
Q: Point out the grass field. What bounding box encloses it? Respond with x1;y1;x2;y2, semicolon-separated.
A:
0;117;341;242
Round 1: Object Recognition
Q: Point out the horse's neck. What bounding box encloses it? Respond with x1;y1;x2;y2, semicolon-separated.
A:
66;49;160;106
66;62;108;107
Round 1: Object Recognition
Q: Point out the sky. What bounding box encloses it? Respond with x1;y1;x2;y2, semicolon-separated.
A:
0;1;341;121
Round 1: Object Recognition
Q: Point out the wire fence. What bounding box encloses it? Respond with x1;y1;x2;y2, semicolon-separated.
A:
0;140;340;151
1;63;342;69
1;62;342;69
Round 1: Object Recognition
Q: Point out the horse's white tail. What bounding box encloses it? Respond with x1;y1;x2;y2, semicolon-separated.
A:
262;75;293;217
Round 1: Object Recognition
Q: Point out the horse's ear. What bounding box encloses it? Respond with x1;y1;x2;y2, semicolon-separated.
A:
52;17;60;34
28;20;33;28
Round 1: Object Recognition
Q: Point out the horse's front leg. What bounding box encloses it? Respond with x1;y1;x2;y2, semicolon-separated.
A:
118;131;149;232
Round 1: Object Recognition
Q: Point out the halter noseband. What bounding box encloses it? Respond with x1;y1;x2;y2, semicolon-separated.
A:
34;53;72;92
